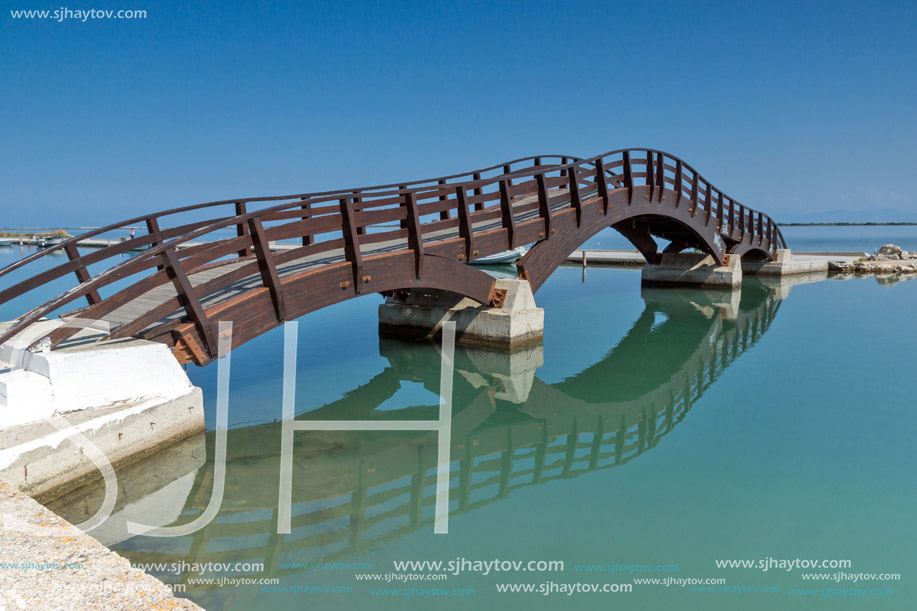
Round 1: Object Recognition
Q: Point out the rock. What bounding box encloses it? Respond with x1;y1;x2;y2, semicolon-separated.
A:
876;244;906;260
828;261;854;272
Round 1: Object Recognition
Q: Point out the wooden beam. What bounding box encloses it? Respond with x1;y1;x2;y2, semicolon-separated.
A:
673;160;683;207
568;167;582;227
623;151;633;205
160;247;216;356
499;179;517;248
455;186;474;262
247;217;286;321
535;173;552;236
339;197;364;292
300;197;313;246
64;244;101;306
595;159;609;214
437;180;450;221
404;192;424;278
234;202;252;258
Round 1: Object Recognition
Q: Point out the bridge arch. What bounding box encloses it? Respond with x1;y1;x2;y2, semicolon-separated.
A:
0;149;786;365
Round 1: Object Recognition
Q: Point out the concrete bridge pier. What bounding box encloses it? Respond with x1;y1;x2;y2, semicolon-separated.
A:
641;253;743;289
378;278;544;350
741;249;829;277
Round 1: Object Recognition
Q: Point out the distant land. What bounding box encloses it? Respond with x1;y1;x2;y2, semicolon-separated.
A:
780;207;917;224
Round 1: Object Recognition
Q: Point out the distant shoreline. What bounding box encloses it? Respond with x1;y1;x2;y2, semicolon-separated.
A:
778;222;917;227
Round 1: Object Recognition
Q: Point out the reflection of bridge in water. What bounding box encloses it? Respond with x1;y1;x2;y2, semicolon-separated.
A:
51;281;783;587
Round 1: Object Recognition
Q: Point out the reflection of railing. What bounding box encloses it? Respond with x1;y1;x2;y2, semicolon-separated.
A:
113;290;780;587
0;149;786;365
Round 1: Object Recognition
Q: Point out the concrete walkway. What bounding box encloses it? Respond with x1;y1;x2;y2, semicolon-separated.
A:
0;479;202;610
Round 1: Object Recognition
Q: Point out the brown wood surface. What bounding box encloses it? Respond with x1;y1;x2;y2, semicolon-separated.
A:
0;149;786;364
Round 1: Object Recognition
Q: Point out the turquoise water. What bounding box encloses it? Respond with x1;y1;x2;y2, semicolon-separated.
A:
3;229;916;610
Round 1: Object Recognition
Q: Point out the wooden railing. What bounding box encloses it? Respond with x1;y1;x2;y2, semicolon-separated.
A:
0;150;786;353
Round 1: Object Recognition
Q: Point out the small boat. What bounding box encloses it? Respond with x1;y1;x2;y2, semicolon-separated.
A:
470;246;527;265
35;236;66;249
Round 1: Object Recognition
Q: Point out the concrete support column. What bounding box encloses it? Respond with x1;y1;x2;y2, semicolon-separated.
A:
378;279;544;350
641;253;742;289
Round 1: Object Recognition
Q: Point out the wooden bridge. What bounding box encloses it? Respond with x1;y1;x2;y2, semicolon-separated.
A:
54;285;779;588
0;149;786;365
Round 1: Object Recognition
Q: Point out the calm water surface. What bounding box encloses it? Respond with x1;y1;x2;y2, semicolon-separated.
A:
2;228;915;610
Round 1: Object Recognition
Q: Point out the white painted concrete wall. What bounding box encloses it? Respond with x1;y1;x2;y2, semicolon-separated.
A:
0;320;193;431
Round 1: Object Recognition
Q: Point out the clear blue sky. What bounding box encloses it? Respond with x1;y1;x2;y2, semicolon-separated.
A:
2;0;915;226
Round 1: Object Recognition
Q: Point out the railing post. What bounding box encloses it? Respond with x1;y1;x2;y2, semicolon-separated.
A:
739;206;746;236
472;174;483;211
503;164;513;187
705;184;713;225
235;202;252;258
499;179;517;248
146;216;165;271
656;152;665;202
623;151;633;205
339;197;364;292
300;197;313;246
352;191;365;235
757;213;764;245
690;174;699;216
160;246;216;356
455;186;474;262
404;192;424;278
717;192;724;231
247;217;286;320
728;199;736;238
145;216;162;249
64;244;101;306
568;166;582;227
645;152;655;201
595;159;609;214
673;160;683;207
437;180;450;221
559;157;568;178
398;185;408;228
536;173;552;236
